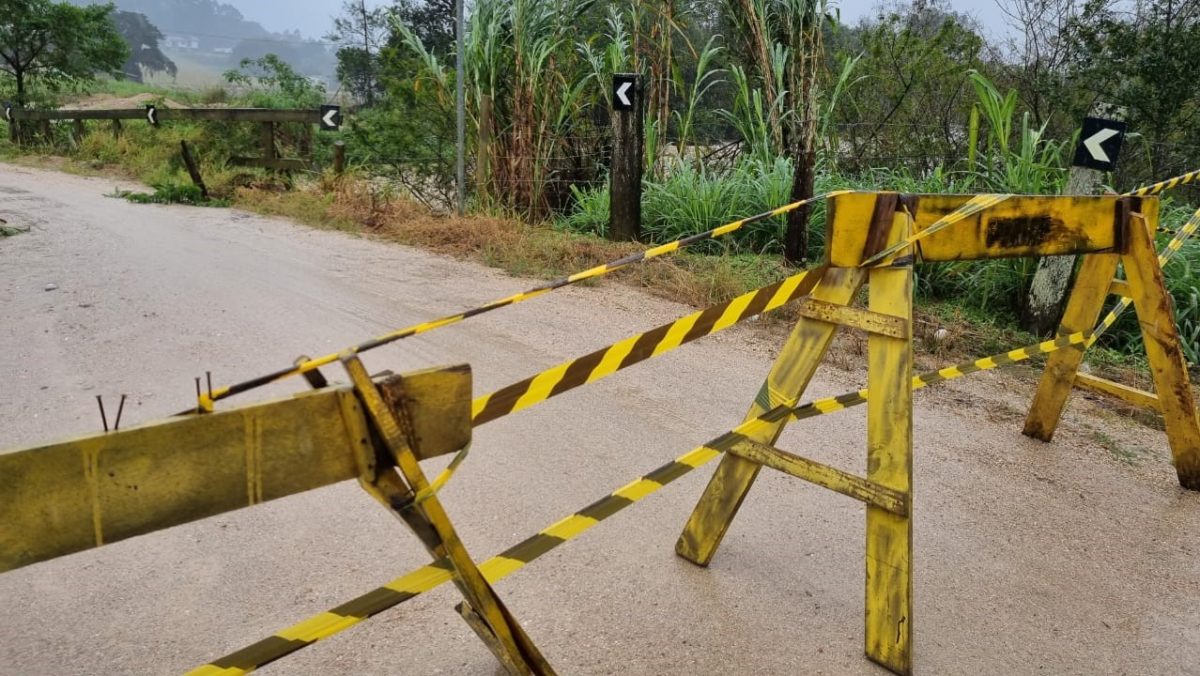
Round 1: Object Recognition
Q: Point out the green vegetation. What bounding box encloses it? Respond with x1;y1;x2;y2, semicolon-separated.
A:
0;0;127;106
110;183;229;206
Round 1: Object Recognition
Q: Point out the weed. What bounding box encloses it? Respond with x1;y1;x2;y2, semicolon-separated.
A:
111;183;229;207
1090;430;1141;465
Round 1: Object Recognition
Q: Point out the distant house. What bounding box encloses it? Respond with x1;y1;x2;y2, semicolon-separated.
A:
163;34;200;50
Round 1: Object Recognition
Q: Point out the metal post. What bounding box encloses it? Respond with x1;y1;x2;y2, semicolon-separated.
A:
455;0;465;216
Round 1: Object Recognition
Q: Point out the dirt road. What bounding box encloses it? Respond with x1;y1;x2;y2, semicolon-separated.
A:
1;164;1197;675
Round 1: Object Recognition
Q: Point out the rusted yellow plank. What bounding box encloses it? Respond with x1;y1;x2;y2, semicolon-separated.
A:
725;439;907;515
795;298;910;338
1120;216;1200;489
0;366;471;573
826;193;1149;266
1073;372;1160;411
1108;278;1132;298
864;210;914;675
1022;253;1121;441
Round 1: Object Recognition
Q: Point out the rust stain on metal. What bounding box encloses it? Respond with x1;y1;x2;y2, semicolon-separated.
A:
985;215;1059;249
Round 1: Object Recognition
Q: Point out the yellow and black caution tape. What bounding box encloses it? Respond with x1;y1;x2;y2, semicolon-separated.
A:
1127;168;1200;197
470;266;825;426
860;193;1012;268
192;182;1200;673
189;325;1100;676
193;192;845;410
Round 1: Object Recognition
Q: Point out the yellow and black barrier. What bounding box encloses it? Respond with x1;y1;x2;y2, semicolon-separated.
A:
6;176;1200;675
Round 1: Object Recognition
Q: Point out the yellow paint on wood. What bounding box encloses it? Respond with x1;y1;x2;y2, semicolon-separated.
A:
1022;254;1121;441
676;265;867;566
1073;373;1160;411
1120;216;1200;488
864;210;914;675
725;439;908;515
827;192;1136;266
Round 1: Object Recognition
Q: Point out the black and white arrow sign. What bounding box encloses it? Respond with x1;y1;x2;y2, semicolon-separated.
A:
319;104;342;131
612;74;637;112
3;103;12;123
146;104;159;126
1072;116;1127;172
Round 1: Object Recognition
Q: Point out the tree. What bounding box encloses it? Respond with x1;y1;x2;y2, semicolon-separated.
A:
1067;0;1200;177
829;0;984;174
328;0;390;105
720;0;831;263
112;10;176;83
0;0;127;105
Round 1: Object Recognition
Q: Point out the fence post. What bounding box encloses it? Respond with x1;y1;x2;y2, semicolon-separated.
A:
72;119;85;147
1022;103;1126;335
261;121;276;163
609;73;643;241
111;119;122;140
39;120;52;145
180;140;209;200
333;141;346;176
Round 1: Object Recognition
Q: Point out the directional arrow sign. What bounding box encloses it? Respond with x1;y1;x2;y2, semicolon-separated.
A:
612;74;637;112
3;103;12;123
319;104;342;131
146;104;158;127
1072;116;1126;172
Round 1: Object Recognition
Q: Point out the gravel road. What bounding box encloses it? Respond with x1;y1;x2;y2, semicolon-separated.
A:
1;164;1197;675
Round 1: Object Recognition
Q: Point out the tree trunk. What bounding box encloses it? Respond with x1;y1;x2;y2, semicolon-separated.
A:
784;147;815;264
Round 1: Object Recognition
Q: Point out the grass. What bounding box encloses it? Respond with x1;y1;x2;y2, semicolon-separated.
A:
110;183;230;207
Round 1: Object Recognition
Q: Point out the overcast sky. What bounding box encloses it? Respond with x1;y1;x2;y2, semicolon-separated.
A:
228;0;1013;44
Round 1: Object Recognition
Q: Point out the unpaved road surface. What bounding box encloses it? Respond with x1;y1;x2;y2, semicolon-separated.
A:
1;164;1198;675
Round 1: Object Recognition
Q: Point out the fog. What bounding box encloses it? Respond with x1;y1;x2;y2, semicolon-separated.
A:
222;0;1013;43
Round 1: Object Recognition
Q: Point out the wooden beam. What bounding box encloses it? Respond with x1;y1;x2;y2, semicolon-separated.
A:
10;108;323;123
826;193;1156;265
1108;278;1132;297
0;365;472;572
795;298;909;338
726;439;908;515
1073;372;1160;411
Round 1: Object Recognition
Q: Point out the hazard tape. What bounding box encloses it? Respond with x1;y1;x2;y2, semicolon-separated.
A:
191;192;845;410
860;193;1012;267
470;266;825;426
1127;168;1200;197
191;325;1102;675
192;187;1199;673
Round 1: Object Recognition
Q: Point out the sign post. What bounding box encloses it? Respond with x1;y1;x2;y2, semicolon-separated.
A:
1022;104;1127;335
609;74;642;241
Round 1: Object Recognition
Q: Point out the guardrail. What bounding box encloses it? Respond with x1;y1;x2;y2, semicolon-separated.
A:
3;105;341;171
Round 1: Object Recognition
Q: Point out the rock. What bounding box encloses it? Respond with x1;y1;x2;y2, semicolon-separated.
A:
933;327;949;342
44;283;58;291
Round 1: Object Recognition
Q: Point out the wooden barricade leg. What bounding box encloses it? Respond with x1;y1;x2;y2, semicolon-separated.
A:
674;264;864;565
341;355;554;675
1120;216;1200;489
1022;252;1120;441
865;215;914;674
